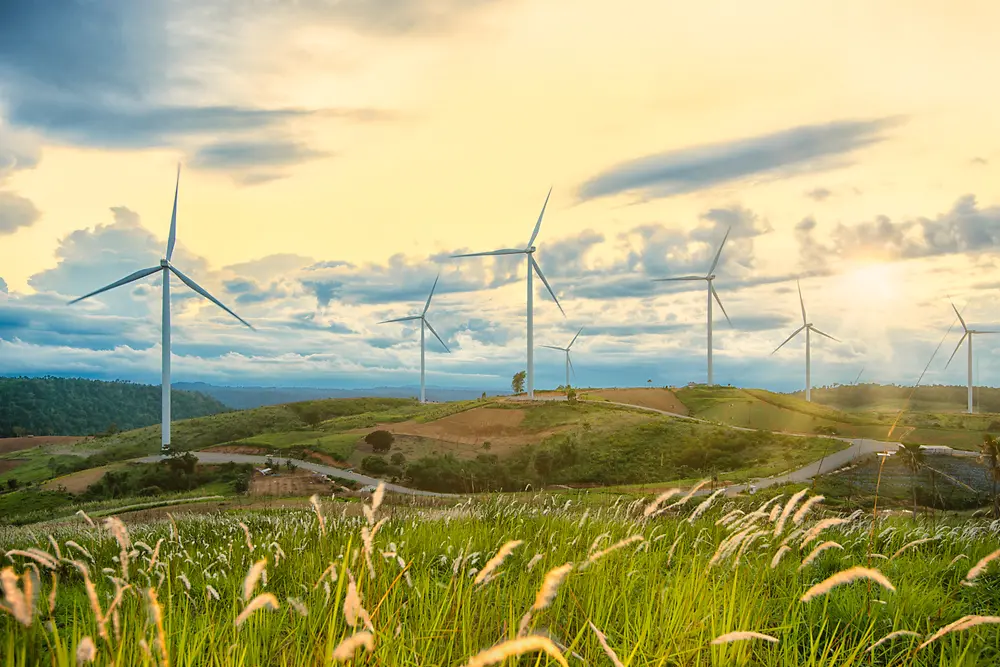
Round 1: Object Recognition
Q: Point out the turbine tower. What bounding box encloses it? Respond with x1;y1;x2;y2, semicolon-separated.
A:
945;302;996;414
542;327;583;389
378;274;450;404
450;188;564;399
771;279;839;402
652;227;732;385
68;166;253;453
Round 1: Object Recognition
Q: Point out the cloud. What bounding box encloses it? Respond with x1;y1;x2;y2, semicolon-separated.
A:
0;192;39;235
805;187;833;201
190;138;331;184
578;117;899;201
795;194;1000;271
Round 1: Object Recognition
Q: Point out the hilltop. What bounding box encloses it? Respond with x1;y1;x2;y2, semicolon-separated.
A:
0;376;230;438
800;382;1000;415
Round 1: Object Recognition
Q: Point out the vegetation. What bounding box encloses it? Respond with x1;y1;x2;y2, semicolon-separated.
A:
512;370;526;395
805;382;1000;413
0;376;229;437
364;429;394;453
1;490;1000;665
980;435;1000;518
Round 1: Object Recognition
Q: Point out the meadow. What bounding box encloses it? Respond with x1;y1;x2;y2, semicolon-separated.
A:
1;486;999;665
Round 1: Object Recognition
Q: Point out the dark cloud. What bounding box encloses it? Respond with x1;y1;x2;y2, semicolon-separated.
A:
805;187;833;201
578;117;899;201
0;192;39;234
190;138;330;171
796;195;1000;271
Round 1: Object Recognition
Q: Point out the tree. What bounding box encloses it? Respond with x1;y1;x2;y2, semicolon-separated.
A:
566;387;578;403
365;430;394;453
980;434;1000;518
899;443;925;520
512;371;526;395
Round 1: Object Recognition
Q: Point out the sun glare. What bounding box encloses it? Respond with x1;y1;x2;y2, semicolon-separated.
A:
841;262;898;302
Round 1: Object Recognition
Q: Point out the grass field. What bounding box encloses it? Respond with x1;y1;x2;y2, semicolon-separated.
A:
2;490;999;665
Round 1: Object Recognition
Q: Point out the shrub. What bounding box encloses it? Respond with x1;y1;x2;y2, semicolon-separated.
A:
365;430;395;453
390;453;406;467
361;456;390;474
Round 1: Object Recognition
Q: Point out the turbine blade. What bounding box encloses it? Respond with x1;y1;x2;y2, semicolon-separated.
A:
568;326;584;349
530;256;565;317
945;332;968;369
797;279;807;326
526;187;552;249
952;301;968;332
67;266;162;304
711;285;732;326
651;276;705;282
541;345;566;351
423;318;450;352
568;354;576;378
810;326;839;342
422;273;440;315
771;325;806;355
168;265;254;330
166;164;180;261
450;249;525;258
379;315;422;324
707;226;731;274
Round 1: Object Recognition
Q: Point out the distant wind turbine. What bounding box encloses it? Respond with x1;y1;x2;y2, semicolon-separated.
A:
450;188;565;399
652;226;732;385
68;166;253;453
771;279;839;402
945;301;996;414
379;274;450;404
542;327;583;389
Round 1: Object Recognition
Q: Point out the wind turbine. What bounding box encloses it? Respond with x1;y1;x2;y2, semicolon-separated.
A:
542;327;583;389
378;274;450;404
771;279;839;402
68;166;253;453
450;188;564;399
652;227;732;385
945;302;996;414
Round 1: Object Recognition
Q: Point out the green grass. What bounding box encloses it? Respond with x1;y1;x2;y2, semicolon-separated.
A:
2;493;1000;665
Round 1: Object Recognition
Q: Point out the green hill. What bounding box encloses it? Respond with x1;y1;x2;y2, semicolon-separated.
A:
801;382;1000;415
0;376;230;437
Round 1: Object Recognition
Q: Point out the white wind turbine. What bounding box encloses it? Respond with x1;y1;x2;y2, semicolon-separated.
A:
542;327;584;389
68;166;253;453
378;274;450;404
771;279;839;402
945;301;997;414
652;227;732;385
450;188;564;398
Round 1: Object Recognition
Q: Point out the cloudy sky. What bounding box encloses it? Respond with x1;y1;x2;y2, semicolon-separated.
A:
2;0;1000;393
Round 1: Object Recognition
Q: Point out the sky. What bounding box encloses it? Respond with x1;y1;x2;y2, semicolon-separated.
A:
3;0;1000;393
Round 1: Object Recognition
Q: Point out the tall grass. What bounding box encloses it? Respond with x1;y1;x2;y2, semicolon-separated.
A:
1;491;999;665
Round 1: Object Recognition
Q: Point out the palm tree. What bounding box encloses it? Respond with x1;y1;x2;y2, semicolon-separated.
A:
899;443;925;520
979;434;1000;518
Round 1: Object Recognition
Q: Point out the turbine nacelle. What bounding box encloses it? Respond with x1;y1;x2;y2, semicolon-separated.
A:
160;259;169;268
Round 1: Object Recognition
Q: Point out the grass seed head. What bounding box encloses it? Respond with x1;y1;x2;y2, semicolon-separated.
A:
589;621;625;667
243;559;267;601
474;540;523;585
235;593;280;627
76;636;97;664
332;631;374;661
462;635;569;667
965;547;1000;581
800;566;896;602
710;631;779;645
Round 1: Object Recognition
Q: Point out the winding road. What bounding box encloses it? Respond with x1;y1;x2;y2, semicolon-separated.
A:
136;399;977;499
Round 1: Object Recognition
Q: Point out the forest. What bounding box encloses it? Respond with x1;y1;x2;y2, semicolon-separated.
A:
0;376;230;437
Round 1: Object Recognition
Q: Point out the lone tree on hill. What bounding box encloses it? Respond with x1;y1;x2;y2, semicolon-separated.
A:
365;430;394;453
512;371;526;395
980;434;1000;518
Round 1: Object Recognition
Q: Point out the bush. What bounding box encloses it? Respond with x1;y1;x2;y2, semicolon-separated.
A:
361;456;390;474
365;430;395;453
567;388;578;403
390;453;406;467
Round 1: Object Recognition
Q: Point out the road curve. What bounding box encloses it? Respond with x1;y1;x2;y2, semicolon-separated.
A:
135;452;455;498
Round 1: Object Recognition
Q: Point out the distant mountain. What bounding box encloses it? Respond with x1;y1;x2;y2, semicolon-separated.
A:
172;382;510;410
0;376;230;437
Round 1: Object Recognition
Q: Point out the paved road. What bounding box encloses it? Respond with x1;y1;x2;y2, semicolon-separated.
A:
135;452;454;498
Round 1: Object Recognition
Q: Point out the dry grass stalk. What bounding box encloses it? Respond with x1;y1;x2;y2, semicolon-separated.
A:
48;572;58;616
313;562;338;590
146;587;169;667
890;537;937;561
584;535;644;568
332;631;374;661
5;549;58;570
866;630;920;653
732;530;766;568
792;495;824;525
238;522;254;552
768;504;782;522
243;559;267;601
800;566;896;602
235;593;280;627
286;597;308;617
371;482;386;513
948;554;968;567
770;545;791;569
916;615;1000;651
643;489;680;517
589;621;625;667
667;535;683;566
474;540;523;585
773;488;809;537
47;535;62;560
462;636;569;667
148;538;164;572
343;575;374;631
309;494;326;537
526;554;544;572
688;489;726;523
965;548;1000;582
0;567;32;626
710;631;779;645
104;517;131;581
76;510;96;528
65;541;93;561
800;518;848;548
76;636;97;664
798;541;843;570
666;479;710;510
518;563;574;636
